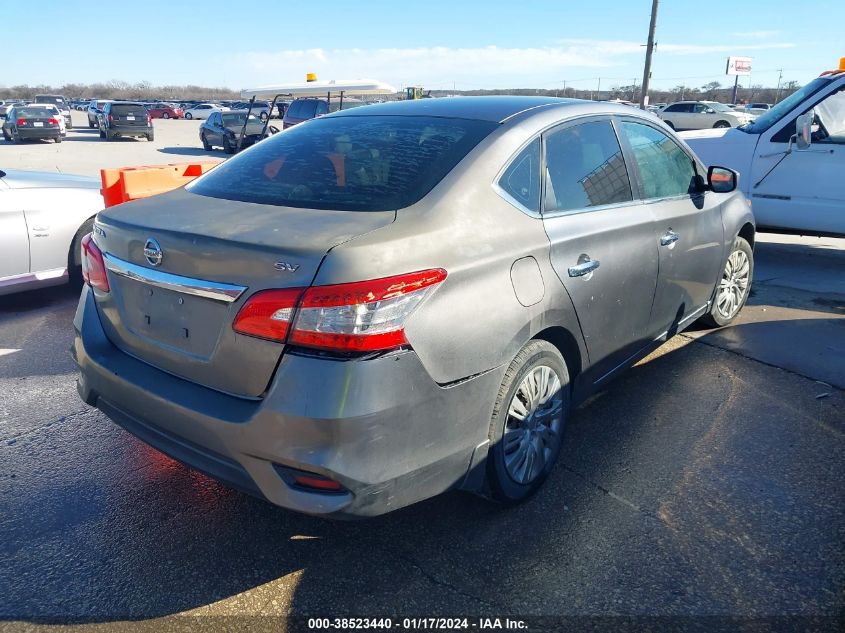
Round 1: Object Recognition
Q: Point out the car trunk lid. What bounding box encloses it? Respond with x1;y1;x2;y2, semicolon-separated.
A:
93;187;395;397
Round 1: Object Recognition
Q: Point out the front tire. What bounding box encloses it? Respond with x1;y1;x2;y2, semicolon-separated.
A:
714;120;731;129
700;236;753;327
223;137;235;154
486;340;569;504
185;112;193;120
201;133;212;151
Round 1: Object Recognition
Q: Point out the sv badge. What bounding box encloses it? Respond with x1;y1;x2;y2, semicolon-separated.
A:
274;262;300;272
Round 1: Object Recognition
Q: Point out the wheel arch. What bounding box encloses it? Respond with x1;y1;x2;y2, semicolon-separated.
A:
532;325;583;386
738;221;755;249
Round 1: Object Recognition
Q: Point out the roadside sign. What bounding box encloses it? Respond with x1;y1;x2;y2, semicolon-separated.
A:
726;56;753;76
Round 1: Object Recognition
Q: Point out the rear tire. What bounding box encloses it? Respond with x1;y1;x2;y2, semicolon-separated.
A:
185;112;193;120
2;128;9;141
162;112;170;119
55;136;62;143
700;236;753;327
665;120;676;130
68;217;95;289
146;132;154;142
485;340;570;505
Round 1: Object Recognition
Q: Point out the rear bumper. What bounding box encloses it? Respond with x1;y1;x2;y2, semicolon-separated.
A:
17;127;61;139
107;125;152;137
73;287;500;517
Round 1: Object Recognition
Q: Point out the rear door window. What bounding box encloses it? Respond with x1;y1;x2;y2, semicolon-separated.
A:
187;115;497;211
543;119;633;213
620;121;698;199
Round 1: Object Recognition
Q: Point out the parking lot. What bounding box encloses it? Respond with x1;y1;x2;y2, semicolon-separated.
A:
3;111;224;177
1;109;844;630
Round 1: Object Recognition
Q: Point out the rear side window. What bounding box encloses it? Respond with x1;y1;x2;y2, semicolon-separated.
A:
498;138;540;213
315;101;329;116
187;115;498;211
620;121;698;199
543;120;633;213
664;104;686;113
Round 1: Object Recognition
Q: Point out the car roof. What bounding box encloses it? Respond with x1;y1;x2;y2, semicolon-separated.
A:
330;96;583;122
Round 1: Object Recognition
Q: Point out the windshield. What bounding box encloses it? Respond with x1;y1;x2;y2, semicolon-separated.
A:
187;115;498;211
740;78;832;134
35;96;65;106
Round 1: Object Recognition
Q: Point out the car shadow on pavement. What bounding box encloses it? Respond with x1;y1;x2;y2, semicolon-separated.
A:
1;323;842;623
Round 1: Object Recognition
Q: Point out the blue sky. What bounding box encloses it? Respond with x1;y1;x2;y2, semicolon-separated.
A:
5;0;843;92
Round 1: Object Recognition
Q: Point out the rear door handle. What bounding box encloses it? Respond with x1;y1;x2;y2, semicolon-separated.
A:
568;256;600;278
660;230;680;247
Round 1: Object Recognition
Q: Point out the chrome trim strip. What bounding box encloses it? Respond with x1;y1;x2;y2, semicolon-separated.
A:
0;267;68;288
103;253;247;303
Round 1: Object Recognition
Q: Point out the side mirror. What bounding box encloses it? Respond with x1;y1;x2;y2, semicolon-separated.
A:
708;166;738;193
795;111;813;150
704;108;715;114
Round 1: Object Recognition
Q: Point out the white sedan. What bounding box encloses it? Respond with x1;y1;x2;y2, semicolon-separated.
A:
659;101;755;131
0;169;104;295
183;103;229;120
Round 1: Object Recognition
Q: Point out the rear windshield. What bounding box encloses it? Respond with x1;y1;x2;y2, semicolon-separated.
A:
187;115;498;211
222;113;261;126
35;96;65;105
17;107;53;117
112;104;147;115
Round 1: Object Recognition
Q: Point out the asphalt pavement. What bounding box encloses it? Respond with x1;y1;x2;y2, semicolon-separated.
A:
0;233;843;632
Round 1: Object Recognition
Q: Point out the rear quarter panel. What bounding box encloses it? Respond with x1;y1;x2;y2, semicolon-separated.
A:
24;187;104;273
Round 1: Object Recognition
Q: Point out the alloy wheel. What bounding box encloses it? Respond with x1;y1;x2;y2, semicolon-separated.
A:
503;365;564;485
717;249;750;319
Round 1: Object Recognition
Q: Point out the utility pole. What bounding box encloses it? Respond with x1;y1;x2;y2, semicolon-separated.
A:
597;77;601;101
774;68;783;103
639;0;659;109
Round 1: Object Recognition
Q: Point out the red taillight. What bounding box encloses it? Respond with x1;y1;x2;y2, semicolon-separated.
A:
48;118;59;125
147;115;152;124
232;288;303;341
16;118;26;126
232;269;447;352
107;114;114;122
80;233;110;292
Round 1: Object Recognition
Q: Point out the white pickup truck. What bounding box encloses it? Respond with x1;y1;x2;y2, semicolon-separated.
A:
681;60;845;238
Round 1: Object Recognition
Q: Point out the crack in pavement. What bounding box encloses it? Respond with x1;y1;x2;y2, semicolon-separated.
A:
560;465;679;533
396;553;500;609
679;333;845;392
1;407;96;443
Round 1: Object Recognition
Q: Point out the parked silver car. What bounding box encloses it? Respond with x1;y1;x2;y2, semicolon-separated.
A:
73;97;755;517
1;169;103;295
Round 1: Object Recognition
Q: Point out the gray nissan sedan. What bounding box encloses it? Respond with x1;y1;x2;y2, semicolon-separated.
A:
73;97;755;517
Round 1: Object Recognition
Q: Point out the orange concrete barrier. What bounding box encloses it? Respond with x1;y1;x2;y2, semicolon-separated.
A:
100;161;222;208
